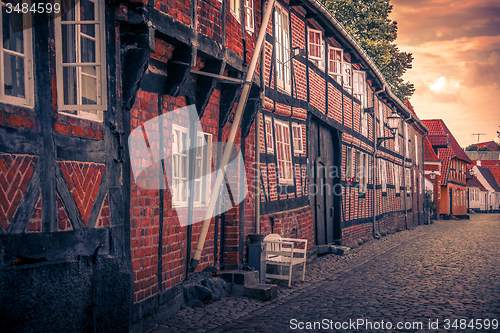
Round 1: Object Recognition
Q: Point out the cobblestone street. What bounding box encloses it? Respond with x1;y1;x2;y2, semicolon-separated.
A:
153;214;500;332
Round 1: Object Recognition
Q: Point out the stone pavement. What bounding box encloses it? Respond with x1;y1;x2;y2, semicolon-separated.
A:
151;214;500;332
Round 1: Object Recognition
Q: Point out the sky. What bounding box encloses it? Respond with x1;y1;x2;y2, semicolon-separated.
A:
389;0;500;148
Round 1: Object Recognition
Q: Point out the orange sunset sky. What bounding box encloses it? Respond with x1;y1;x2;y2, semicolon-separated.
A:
390;0;500;147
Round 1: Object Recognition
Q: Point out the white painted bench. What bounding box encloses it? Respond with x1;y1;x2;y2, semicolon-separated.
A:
263;234;307;287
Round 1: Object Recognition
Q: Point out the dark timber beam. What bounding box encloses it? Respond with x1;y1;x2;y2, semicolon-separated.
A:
195;59;226;118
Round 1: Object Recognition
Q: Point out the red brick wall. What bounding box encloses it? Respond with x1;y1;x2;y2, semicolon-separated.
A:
155;0;191;25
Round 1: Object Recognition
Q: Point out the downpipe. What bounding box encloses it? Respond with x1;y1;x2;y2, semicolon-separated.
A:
372;86;385;239
190;0;276;270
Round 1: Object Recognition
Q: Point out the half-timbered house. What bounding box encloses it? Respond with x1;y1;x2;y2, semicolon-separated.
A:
0;0;428;331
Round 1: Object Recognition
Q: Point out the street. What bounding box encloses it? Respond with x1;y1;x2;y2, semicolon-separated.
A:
153;214;500;332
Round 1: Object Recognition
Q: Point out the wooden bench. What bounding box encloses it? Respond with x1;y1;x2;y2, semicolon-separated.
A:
263;234;307;287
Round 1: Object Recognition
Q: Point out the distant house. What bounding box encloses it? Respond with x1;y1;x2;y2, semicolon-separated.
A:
423;136;441;211
475;141;498;151
422;120;472;218
467;172;487;212
470;166;500;212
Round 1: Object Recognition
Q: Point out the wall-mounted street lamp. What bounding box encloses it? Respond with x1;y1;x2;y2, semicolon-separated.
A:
469;168;476;176
377;112;401;147
284;47;306;64
430;171;437;181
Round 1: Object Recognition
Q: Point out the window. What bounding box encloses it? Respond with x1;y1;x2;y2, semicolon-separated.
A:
171;125;213;207
414;134;418;165
413;170;417;193
346;147;353;180
353;70;366;96
265;116;274;153
244;0;254;32
308;28;323;69
275;4;290;92
328;47;342;84
356;152;368;193
55;0;107;122
343;62;351;92
394;129;400;153
274;120;293;184
353;70;367;136
292;123;304;154
406;168;411;192
380;159;387;193
393;164;399;191
378;102;384;138
404;123;409;158
361;153;368;193
230;0;241;20
0;2;33;107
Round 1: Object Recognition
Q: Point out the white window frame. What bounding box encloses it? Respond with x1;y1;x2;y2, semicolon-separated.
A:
244;0;254;33
405;123;409;158
393;164;399;191
292;123;304;154
378;102;385;138
362;153;368;193
274;120;293;185
54;0;107;122
353;70;366;96
0;1;33;107
274;4;290;92
328;46;343;83
265;116;274;154
230;0;241;21
171;124;213;208
414;134;418;165
308;27;324;69
406;167;411;193
380;159;387;193
307;28;323;61
394;129;400;153
343;62;352;91
346;147;353;180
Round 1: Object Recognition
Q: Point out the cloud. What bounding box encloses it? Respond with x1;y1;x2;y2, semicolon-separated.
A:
391;0;500;46
463;52;500;87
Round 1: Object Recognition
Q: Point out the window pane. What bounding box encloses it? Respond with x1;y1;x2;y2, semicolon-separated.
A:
81;33;96;63
62;24;77;63
81;0;96;21
62;0;77;21
2;9;24;53
63;67;78;105
81;68;97;105
3;53;25;98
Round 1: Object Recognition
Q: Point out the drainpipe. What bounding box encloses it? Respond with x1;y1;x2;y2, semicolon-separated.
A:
372;86;385;239
190;0;276;270
402;114;411;229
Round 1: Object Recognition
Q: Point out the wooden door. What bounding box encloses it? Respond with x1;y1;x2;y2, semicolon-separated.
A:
308;118;341;246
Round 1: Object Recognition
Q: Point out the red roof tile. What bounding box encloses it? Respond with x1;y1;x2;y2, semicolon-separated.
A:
422;119;472;163
485;165;500;189
476;141;498;151
424;136;440;162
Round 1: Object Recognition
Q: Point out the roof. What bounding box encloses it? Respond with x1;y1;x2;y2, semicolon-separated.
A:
467;175;483;188
424;136;440;162
427;135;448;147
476;141;498;151
422;119;472;164
475;166;500;192
486;165;500;189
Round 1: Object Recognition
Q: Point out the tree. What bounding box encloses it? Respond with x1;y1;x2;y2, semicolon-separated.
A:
321;0;415;102
464;144;492;151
